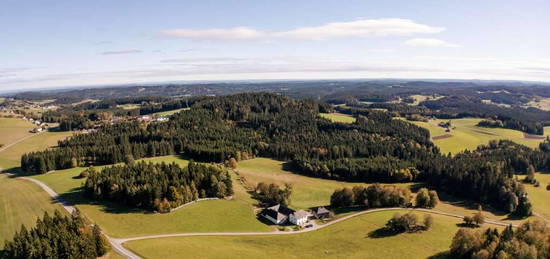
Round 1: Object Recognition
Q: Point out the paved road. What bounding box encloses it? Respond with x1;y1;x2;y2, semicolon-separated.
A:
113;207;518;244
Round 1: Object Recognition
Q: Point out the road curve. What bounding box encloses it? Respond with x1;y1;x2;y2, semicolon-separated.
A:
113;207;517;244
6;170;533;259
3;172;141;259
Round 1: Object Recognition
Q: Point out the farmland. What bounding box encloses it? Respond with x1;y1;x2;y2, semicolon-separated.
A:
409;118;550;154
319;113;356;123
124;210;468;259
523;173;550;221
30;155;272;238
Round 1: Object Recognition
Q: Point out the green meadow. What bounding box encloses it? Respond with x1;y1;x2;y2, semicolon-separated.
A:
409;118;549;154
319;113;356;123
124;210;469;259
30;155;272;238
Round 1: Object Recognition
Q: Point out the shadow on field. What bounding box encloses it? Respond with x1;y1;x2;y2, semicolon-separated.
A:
438;192;508;217
367;227;399;238
427;251;452;259
56;186;152;215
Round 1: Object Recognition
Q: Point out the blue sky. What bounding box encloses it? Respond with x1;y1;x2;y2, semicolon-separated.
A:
1;0;549;90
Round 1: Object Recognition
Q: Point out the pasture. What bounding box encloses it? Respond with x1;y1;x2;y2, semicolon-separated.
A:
524;173;550;221
30;155;272;238
124;210;467;259
154;108;190;116
319;113;356;123
409;118;549;154
0;118;35;148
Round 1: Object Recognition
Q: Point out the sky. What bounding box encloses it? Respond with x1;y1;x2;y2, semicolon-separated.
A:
1;0;550;91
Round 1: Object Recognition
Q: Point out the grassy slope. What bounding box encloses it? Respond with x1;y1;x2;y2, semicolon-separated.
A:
524;173;550;221
238;158;399;210
31;155;272;238
0;120;71;246
238;158;525;224
0;118;34;147
0;130;74;171
410;118;549;154
125;210;467;259
319;113;356;123
153;108;190;117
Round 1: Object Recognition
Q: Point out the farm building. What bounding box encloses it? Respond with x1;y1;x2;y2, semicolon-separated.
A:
261;204;310;226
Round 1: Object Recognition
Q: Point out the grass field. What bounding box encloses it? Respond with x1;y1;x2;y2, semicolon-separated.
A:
154;108;190;116
319;113;356;123
117;104;141;110
124;210;469;259
0;174;66;247
409;118;550;154
0;121;71;246
524;173;550;221
31;155;272;238
0;130;74;172
0;118;35;147
237;158;372;210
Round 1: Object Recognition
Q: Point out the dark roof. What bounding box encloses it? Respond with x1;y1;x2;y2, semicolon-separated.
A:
267;204;295;216
262;208;287;222
315;206;330;215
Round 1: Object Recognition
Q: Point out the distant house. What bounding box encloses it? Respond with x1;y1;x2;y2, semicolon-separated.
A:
261;204;310;226
31;127;43;133
312;207;331;219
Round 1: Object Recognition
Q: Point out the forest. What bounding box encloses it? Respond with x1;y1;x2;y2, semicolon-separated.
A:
2;210;108;259
84;161;233;212
20;93;545;217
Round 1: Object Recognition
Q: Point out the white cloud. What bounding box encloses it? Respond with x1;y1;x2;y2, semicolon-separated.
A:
160;18;444;41
100;49;143;55
161;27;264;40
404;38;461;48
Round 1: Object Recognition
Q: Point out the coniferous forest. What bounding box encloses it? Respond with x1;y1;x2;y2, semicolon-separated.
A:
20;93;549;217
84;161;233;212
2;210;108;259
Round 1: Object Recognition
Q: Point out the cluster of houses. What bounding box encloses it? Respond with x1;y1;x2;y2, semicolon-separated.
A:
260;204;331;227
22;117;48;133
137;115;170;123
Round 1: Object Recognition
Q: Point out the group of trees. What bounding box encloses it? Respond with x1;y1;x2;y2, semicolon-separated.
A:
385;213;433;233
84;161;233;212
415;188;439;208
2;210;108;259
450;220;550;259
254;182;293;206
330;184;412;208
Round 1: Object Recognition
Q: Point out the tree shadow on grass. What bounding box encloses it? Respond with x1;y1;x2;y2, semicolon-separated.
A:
56;186;153;215
427;251;451;259
367;227;399;238
437;192;509;217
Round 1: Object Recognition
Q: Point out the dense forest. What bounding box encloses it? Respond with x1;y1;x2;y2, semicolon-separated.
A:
2;210;108;259
84;161;233;212
21;93;545;217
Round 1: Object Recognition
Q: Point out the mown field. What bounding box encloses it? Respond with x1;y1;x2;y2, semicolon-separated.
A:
0;119;71;246
124;210;467;259
319;113;356;123
154;108;190;116
237;157;526;224
238;158;392;209
409;118;550;154
30;155;272;238
523;173;550;221
0;130;73;172
0;118;35;148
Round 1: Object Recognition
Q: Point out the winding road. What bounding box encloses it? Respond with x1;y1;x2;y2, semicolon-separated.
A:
7;171;526;259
